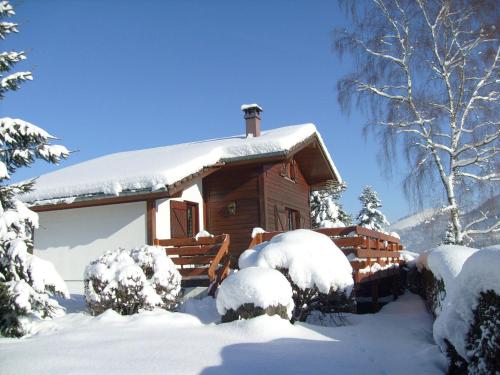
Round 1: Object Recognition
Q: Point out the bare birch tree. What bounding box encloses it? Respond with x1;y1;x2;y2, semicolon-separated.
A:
335;0;499;244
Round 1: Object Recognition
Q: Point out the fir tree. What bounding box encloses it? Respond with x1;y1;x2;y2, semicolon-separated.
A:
0;1;69;337
310;182;352;228
442;223;457;245
356;186;389;232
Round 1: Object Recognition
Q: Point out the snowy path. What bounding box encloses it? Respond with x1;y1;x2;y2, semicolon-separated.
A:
0;293;446;375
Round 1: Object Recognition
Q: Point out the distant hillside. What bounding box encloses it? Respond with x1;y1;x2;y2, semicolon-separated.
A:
390;196;499;252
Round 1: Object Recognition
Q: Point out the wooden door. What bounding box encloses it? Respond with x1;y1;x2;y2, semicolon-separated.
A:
170;201;199;238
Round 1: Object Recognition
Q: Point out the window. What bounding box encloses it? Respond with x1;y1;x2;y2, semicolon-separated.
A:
286;208;300;230
280;160;297;182
170;200;199;238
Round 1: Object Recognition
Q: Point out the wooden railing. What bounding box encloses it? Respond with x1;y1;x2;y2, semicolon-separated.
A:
154;234;231;295
249;226;402;284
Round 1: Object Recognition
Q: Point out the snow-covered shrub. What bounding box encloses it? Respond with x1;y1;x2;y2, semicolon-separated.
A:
434;246;500;374
465;290;500;374
416;245;477;316
239;229;354;322
84;245;182;315
216;267;294;323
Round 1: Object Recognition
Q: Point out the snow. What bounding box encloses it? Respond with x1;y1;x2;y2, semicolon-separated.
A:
416;245;478;290
0;71;32;87
389;231;400;239
400;250;419;266
251;227;266;238
0;292;446;374
240;103;263;111
358;262;398;274
178;297;220;324
0;1;15;16
310;184;351;228
216;267;294;318
195;230;213;240
433;245;500;362
20;124;341;204
319;220;345;228
239;229;353;295
390;208;438;231
356;186;389;232
84;245;181;313
28;255;69;297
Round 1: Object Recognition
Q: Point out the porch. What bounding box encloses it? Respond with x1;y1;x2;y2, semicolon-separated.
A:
154;226;403;310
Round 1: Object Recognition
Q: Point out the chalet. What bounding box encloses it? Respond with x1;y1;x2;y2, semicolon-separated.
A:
24;105;341;292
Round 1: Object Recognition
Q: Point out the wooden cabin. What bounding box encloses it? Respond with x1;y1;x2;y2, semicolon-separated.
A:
25;104;341;293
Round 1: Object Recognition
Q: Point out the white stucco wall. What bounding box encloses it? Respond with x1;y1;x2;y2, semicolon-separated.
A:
155;178;204;239
34;202;147;294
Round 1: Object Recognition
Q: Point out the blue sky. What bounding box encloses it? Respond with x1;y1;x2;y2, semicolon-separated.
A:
3;0;415;222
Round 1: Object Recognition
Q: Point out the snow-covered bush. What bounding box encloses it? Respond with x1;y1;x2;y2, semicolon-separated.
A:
239;229;354;322
216;267;294;323
434;246;500;374
84;245;182;316
0;0;70;337
356;186;389;232
416;245;477;316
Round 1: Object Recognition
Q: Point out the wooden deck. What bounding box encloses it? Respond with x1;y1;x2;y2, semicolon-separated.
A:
155;227;402;307
154;234;231;295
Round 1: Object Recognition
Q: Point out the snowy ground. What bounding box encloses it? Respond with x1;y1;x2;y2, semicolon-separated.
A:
0;293;446;375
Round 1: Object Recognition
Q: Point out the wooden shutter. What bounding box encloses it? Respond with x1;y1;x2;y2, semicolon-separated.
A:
274;205;287;231
171;201;188;238
170;200;200;239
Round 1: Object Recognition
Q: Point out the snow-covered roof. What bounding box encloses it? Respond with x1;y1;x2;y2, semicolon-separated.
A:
21;124;341;205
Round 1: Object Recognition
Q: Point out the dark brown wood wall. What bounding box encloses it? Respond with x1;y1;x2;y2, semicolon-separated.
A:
203;166;262;260
263;161;311;231
203;161;312;261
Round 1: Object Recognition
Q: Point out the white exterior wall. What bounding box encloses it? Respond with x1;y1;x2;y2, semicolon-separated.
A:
34;202;147;294
155;178;204;239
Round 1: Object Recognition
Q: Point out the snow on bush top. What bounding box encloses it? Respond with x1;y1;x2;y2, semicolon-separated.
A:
21;124;340;204
239;229;354;294
416;245;477;288
433;245;500;360
85;245;181;313
399;250;418;267
216;267;294;318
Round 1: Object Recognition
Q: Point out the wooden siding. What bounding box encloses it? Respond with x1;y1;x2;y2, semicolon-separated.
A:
263;160;311;231
203;166;262;260
204;160;313;260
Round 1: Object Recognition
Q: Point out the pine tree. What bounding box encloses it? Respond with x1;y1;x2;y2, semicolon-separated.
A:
311;182;352;228
0;1;69;337
442;223;457;245
356;186;389;232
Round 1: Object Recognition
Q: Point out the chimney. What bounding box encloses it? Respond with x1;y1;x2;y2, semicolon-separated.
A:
241;103;263;137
